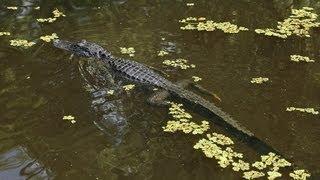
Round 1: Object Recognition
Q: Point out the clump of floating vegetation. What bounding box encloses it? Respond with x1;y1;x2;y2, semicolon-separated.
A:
163;102;209;134
107;90;114;95
63;115;76;124
52;9;65;18
255;7;320;38
247;152;308;180
40;33;58;42
163;58;195;69
186;3;194;6
7;6;18;10
122;84;135;91
290;55;315;63
37;8;65;23
192;76;202;82
158;50;169;56
290;169;311;180
0;32;11;36
120;47;135;57
163;102;311;179
250;77;269;84
10;39;35;48
194;138;245;168
243;171;265;179
286;107;319;115
180;17;249;33
163;120;210;134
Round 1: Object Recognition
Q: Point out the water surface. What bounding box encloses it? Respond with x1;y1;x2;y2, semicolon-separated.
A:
1;0;320;179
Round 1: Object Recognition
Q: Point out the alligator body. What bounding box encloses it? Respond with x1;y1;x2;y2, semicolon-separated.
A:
53;39;254;137
78;57;128;144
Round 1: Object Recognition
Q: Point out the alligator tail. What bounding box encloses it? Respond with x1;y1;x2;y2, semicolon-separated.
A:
166;83;254;137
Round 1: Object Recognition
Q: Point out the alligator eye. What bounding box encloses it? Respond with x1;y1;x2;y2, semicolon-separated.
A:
99;51;107;58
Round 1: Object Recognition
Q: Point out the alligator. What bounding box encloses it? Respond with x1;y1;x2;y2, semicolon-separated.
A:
77;57;128;144
53;39;254;138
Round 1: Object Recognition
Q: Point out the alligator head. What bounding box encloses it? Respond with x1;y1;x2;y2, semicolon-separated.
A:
53;39;112;60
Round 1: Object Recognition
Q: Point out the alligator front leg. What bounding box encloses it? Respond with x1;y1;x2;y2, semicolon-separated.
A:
147;79;193;106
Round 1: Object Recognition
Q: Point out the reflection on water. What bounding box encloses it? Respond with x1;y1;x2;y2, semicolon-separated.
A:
0;146;53;179
1;0;320;179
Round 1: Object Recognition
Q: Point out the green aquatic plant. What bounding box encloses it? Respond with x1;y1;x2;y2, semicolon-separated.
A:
194;139;244;168
157;50;169;56
122;84;135;91
63;115;76;124
286;107;319;115
289;169;311;180
180;17;249;33
7;6;18;10
255;7;320;38
243;170;265;179
163;58;195;69
267;170;282;180
0;32;11;36
192;76;202;82
10;39;35;48
107;90;114;95
250;77;269;84
120;47;135;57
290;55;315;63
163;102;209;134
37;8;65;23
252;152;291;171
40;33;59;42
186;3;194;6
163;120;209;134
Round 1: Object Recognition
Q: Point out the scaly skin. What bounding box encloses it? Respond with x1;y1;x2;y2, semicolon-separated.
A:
53;39;254;137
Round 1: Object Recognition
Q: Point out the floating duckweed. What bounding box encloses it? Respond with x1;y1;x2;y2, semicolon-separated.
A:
267;171;282;180
286;107;319;115
290;55;315;63
158;50;169;56
10;39;36;48
243;170;265;179
186;3;194;6
250;77;269;84
37;8;65;23
120;47;135;57
252;161;267;170
168;102;192;119
40;33;58;42
180;18;249;33
206;133;234;146
289;169;311;180
163;102;209;134
192;76;202;82
37;17;57;23
252;152;291;172
107;90;114;95
63;115;76;124
163;120;209;134
52;8;66;18
163;58;195;69
255;7;320;38
232;160;250;171
122;84;135;91
194;139;243;168
7;6;18;10
0;32;11;36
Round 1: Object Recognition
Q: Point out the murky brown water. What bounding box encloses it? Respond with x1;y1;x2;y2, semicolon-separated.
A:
1;0;320;179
